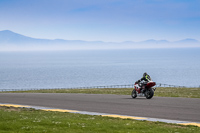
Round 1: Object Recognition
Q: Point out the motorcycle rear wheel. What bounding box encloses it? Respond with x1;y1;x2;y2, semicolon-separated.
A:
131;89;137;98
145;88;154;99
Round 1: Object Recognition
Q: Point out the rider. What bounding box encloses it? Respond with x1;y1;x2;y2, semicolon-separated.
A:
135;72;152;92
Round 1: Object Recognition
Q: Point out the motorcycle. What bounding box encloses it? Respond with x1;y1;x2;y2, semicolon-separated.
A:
131;81;156;99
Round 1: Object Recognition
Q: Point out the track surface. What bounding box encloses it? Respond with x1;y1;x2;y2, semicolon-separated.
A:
0;93;199;122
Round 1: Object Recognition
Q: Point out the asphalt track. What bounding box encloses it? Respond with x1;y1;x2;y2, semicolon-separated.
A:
0;93;200;123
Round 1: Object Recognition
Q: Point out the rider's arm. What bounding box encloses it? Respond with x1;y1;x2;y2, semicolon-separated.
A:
136;77;145;83
140;77;146;81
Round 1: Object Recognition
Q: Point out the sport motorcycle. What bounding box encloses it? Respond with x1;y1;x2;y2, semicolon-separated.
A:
131;81;156;99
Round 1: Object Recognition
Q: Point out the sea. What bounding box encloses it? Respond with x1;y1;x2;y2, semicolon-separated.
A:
0;48;200;90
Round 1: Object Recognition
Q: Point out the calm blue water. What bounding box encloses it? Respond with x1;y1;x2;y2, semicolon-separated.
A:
0;48;200;90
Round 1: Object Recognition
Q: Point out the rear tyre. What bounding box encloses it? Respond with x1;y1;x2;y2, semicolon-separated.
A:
131;89;137;98
145;88;154;99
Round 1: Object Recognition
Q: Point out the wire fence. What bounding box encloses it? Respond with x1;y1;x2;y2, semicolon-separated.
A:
0;83;199;92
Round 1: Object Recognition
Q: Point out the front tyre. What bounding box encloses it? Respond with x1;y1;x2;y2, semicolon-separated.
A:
131;89;137;98
145;88;154;99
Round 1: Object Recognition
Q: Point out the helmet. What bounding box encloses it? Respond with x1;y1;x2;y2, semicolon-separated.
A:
143;72;147;77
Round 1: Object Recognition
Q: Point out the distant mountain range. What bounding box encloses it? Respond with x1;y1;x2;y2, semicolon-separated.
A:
0;30;108;45
0;30;199;51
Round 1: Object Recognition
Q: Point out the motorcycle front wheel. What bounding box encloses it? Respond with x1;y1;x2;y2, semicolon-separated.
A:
145;88;154;99
131;89;137;98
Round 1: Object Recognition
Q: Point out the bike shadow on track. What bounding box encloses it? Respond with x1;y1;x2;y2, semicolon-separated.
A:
122;97;151;100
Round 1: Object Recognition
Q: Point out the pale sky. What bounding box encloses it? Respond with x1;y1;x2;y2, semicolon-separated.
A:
0;0;200;42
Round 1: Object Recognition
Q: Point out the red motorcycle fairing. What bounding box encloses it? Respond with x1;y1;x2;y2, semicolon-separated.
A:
134;83;141;93
146;81;156;88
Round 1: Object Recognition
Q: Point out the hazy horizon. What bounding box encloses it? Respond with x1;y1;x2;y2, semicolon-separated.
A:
0;30;199;51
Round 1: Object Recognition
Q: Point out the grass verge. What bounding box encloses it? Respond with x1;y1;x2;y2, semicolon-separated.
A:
4;87;200;98
0;106;199;133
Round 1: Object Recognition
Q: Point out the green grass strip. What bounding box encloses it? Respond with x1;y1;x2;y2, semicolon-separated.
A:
0;106;199;133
